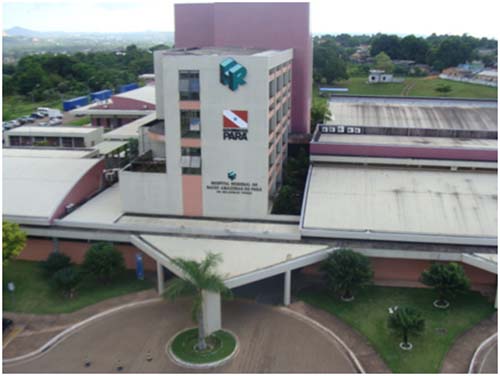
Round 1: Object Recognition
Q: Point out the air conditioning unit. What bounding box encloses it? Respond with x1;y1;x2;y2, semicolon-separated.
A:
354;127;362;134
329;126;337;133
104;169;119;183
337;126;345;133
347;127;354;134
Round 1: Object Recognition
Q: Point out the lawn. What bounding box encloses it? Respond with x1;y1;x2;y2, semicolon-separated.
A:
68;116;91;126
331;76;497;99
3;260;154;314
298;286;495;373
3;95;62;121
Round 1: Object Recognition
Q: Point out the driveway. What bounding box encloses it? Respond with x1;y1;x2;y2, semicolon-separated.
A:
4;299;358;373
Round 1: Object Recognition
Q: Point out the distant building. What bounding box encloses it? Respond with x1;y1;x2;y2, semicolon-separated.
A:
4;126;103;148
440;66;497;87
368;69;395;83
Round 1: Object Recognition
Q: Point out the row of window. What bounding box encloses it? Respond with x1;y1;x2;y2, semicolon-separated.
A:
269;62;292;76
269;66;291;99
269;98;291;134
9;136;86;148
181;147;202;175
179;70;200;101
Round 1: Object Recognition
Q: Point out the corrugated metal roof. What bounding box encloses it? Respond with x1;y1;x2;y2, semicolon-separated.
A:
302;164;497;244
2;157;102;224
328;99;497;131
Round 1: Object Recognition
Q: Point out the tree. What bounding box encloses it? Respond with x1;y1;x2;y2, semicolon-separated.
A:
420;262;470;307
373;52;394;73
322;249;373;301
42;252;72;276
164;252;232;351
370;34;402;59
310;94;332;131
400;35;429;63
52;266;82;299
435;84;452;95
388;306;425;350
272;185;301;214
83;242;125;283
3;221;26;266
313;39;349;83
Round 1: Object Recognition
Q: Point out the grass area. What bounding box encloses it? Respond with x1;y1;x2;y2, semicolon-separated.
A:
298;286;495;373
3;260;154;314
68;116;91;126
170;328;237;364
3;95;63;121
332;76;497;99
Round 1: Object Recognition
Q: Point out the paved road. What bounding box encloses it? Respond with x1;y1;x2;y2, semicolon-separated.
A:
4;300;358;373
479;342;497;373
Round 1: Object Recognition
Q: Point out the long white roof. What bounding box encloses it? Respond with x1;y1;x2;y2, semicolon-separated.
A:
115;85;156;104
2;148;96;159
103;112;156;140
2;157;102;225
6;126;100;135
301;164;497;246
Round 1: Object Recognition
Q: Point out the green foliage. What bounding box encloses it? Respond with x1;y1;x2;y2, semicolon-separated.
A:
51;266;82;299
313;38;349;84
420;263;470;305
164;252;232;322
400;35;429;63
310;94;332;131
83;242;125;283
374;52;394;73
435;83;452;95
321;249;373;299
128;138;139;159
2;221;26;266
272;148;309;215
41;252;72;276
388;306;425;346
370;34;402;59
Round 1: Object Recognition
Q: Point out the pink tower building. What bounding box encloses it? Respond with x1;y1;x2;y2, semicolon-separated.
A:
174;2;312;135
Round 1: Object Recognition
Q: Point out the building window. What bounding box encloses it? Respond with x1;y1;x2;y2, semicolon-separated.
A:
9;136;20;146
20;136;33;146
74;138;84;148
180;110;201;138
62;137;73;148
47;137;60;147
181;147;202;175
269;80;276;98
179;70;200;101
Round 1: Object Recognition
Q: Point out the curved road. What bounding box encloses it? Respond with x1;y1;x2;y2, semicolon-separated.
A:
4;300;358;373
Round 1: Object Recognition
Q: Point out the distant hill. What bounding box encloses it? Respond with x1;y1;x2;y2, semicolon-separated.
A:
3;26;174;42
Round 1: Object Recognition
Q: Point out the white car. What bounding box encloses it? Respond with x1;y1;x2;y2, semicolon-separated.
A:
49;118;62;126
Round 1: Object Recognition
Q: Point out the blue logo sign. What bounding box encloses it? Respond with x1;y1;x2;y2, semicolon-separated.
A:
220;58;247;91
227;171;237;181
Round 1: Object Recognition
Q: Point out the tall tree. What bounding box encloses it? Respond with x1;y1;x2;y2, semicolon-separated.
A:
313;39;349;83
164;252;232;351
374;52;394;73
420;262;470;307
370;34;402;59
388;306;425;350
400;35;429;63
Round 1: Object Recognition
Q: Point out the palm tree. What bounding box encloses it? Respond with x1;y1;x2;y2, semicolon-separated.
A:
163;252;232;351
387;306;425;350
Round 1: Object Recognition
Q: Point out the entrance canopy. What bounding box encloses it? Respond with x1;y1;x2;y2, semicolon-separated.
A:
131;234;330;288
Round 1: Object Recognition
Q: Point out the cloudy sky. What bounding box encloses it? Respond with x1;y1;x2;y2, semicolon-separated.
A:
2;0;499;38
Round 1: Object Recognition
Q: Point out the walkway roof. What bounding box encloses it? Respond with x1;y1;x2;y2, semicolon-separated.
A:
2;148;96;159
103;113;157;140
301;164;497;246
132;234;329;288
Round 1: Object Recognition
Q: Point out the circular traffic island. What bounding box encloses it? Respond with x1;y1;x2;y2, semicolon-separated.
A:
167;328;238;369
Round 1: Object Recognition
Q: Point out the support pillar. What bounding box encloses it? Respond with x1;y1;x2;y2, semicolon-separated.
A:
52;237;59;253
201;290;221;336
156;261;165;295
284;269;291;306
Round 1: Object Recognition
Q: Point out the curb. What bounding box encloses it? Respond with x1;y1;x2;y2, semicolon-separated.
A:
279;306;366;373
165;327;239;369
468;332;497;374
3;298;162;365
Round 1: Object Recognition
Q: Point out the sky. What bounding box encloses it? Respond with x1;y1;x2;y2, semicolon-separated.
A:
2;0;500;38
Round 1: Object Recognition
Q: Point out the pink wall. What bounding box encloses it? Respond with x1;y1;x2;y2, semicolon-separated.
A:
18;238;157;271
175;2;312;135
182;175;203;217
310;143;498;162
50;160;105;223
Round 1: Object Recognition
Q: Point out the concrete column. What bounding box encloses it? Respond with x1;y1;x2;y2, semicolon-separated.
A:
52;237;59;253
156;261;165;295
201;290;221;336
284;270;291;306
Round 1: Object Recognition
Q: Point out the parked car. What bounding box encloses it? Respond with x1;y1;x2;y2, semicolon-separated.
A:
20;116;35;123
49;118;62;126
39;122;49;127
3;121;14;130
37;107;50;115
31;112;45;119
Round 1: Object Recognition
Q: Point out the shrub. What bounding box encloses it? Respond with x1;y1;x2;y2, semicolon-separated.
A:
322;249;373;300
388;306;425;349
52;266;82;299
3;221;26;266
41;252;71;276
83;242;125;283
420;262;470;307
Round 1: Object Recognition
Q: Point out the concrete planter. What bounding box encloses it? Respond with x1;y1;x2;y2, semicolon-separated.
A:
433;300;450;309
